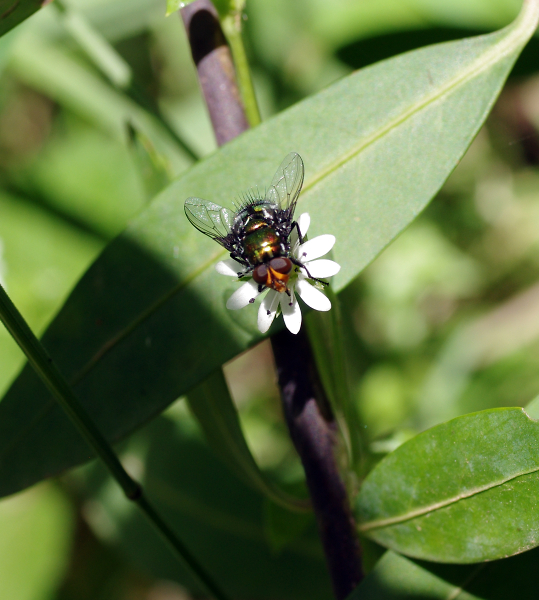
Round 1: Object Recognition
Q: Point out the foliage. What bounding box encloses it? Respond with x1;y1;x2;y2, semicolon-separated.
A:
0;0;539;598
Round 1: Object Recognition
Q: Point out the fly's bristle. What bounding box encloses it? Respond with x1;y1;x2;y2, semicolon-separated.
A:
238;187;265;209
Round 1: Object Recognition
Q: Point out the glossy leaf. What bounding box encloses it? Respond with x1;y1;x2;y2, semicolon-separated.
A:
357;408;539;562
0;2;537;498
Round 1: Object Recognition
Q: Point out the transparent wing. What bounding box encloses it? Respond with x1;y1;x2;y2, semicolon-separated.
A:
184;197;235;244
266;152;304;217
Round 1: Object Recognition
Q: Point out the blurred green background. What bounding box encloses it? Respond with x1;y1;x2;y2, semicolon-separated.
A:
1;0;539;597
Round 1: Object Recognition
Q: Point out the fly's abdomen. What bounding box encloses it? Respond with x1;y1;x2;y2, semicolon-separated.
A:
243;228;281;264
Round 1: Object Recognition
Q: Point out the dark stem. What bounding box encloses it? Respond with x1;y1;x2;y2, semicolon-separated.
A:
271;327;363;599
181;0;249;146
181;3;363;596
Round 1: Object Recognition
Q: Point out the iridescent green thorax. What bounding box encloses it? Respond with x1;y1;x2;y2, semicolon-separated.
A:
243;226;281;264
243;217;268;235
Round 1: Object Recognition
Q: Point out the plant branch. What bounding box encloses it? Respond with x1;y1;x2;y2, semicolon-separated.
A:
0;282;231;600
271;328;363;599
181;0;249;145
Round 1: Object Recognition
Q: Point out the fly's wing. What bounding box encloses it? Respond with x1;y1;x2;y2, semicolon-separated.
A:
184;198;235;250
266;152;304;218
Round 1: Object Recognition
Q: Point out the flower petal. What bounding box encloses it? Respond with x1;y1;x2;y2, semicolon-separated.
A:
281;288;302;334
296;234;335;262
216;259;246;277
297;213;310;238
301;259;341;278
296;279;331;311
258;290;280;333
226;280;260;310
290;212;310;247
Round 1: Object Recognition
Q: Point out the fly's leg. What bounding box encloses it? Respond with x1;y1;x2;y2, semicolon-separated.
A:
230;252;249;267
291;257;329;287
238;265;254;278
229;252;252;278
290;220;304;245
289;225;328;286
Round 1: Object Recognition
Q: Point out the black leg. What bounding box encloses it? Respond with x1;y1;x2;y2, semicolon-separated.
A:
238;267;254;278
291;220;304;245
291;257;329;287
230;254;253;278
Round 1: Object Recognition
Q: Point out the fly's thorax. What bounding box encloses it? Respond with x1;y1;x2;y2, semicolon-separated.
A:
243;218;268;236
243;227;283;264
234;200;277;228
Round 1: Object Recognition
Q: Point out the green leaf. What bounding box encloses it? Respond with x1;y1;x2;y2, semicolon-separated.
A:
0;0;43;38
127;124;173;201
165;0;183;17
351;547;539;600
186;370;309;512
351;551;479;600
356;407;539;562
316;0;520;50
0;2;537;498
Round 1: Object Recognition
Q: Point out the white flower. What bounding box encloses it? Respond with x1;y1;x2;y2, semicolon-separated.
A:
215;213;340;334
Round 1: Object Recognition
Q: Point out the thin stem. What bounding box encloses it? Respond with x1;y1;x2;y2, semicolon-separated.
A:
271;328;363;599
136;496;230;600
0;282;231;600
221;11;261;127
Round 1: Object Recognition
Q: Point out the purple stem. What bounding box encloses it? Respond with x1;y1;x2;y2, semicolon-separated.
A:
181;0;249;146
180;3;363;595
271;327;363;599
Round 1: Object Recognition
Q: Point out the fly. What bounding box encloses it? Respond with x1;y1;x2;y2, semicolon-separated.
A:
184;152;327;296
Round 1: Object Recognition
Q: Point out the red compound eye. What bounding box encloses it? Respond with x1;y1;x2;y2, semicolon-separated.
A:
269;257;292;275
253;264;268;284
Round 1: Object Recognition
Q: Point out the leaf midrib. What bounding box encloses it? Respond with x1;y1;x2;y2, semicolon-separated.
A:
359;463;539;532
304;0;537;196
